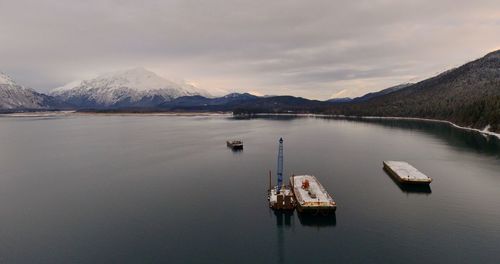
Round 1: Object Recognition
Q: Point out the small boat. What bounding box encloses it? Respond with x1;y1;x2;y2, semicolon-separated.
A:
291;175;336;214
226;140;243;149
383;161;432;184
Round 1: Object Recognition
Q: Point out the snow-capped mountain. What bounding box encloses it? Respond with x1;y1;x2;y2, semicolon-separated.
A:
50;67;211;108
0;72;63;109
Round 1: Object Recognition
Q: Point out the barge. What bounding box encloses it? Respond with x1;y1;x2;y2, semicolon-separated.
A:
226;140;243;150
291;175;336;214
268;138;295;211
383;161;432;184
268;186;295;210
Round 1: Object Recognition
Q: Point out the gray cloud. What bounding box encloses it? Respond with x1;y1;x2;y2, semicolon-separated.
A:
0;0;499;99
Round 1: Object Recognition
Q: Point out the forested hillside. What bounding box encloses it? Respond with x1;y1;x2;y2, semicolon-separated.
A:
328;50;500;133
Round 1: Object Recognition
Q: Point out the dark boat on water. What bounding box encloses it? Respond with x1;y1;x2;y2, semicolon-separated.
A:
227;140;243;150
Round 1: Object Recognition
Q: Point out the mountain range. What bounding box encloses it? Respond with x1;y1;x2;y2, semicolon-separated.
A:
0;72;66;109
1;49;499;132
326;83;413;104
50;67;211;108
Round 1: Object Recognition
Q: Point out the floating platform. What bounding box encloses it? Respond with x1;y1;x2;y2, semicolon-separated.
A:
226;140;243;150
268;186;295;211
383;161;432;184
291;175;336;214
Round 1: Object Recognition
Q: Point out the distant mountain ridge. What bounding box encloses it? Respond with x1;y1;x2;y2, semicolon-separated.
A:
50;67;211;108
327;83;412;104
1;49;499;133
326;97;352;103
351;83;412;102
159;93;259;110
176;49;499;133
0;72;66;109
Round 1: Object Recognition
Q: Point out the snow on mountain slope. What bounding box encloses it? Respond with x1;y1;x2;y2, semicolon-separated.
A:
50;67;211;108
0;72;16;86
0;72;61;109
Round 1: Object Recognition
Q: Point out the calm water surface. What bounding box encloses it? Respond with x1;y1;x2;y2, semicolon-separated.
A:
0;115;499;263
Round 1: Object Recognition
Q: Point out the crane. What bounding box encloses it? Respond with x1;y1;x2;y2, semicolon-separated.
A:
276;137;284;194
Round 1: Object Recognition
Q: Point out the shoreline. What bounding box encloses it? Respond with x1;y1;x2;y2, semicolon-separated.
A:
1;110;498;140
0;111;231;117
249;113;500;140
352;116;500;139
76;111;231;117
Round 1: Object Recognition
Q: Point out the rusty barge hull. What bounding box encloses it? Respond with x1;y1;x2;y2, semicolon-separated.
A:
296;204;336;213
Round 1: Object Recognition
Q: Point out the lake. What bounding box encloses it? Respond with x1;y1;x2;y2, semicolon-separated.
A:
0;114;499;263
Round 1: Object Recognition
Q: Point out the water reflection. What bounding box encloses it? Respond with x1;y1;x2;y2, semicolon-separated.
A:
274;211;293;227
236;115;500;158
331;117;500;158
272;210;336;263
230;148;243;153
231;114;298;122
272;209;336;228
2;115;499;263
383;167;432;195
298;213;337;228
274;211;293;264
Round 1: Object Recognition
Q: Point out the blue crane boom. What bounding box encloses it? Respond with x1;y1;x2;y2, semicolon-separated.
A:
277;137;284;194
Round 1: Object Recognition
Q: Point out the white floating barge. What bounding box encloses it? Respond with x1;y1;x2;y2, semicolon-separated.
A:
291;175;336;214
383;161;432;184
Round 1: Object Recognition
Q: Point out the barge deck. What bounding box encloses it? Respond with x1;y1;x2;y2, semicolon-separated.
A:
291;175;336;214
383;161;432;184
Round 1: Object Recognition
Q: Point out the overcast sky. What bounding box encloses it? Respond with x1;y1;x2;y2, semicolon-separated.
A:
1;0;499;99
